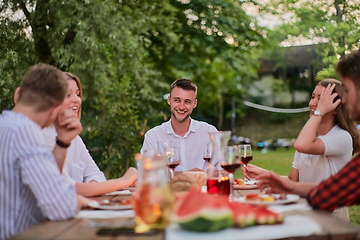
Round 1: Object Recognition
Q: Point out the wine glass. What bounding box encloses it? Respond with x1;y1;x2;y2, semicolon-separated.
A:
167;147;180;181
203;142;212;169
239;144;253;182
221;145;241;201
157;141;174;155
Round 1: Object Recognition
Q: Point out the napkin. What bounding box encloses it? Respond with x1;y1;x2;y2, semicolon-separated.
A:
166;215;322;240
105;190;132;195
269;203;312;213
75;210;135;218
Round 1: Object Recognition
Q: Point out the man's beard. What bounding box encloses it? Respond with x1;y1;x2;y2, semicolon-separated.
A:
171;110;191;123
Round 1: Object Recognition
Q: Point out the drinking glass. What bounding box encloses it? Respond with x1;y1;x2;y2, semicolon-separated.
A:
157;141;174;156
157;141;176;179
239;144;253;182
203;142;212;169
207;131;232;196
133;152;175;233
221;145;241;201
206;169;230;196
167;147;180;181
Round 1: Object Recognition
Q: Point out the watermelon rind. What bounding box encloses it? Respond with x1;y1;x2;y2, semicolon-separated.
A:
237;213;256;228
174;207;233;232
173;206;230;221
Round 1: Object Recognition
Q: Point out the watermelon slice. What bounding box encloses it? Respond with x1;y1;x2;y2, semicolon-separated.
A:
253;205;284;225
227;201;256;228
172;188;234;232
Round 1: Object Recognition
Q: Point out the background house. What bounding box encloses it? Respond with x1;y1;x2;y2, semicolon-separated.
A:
248;44;323;107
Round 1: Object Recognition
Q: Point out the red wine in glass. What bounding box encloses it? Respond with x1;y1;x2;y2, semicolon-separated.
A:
221;163;241;174
207;178;230;195
241;156;253;165
203;143;212;168
168;161;180;171
203;157;211;163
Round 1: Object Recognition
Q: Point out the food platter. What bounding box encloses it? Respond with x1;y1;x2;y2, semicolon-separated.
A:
233;180;258;190
88;201;133;210
236;194;300;205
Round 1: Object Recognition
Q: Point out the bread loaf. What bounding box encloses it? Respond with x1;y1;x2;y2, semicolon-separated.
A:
171;173;202;192
182;171;207;186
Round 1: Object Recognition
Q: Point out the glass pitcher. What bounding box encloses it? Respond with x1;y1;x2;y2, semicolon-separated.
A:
133;151;175;233
207;131;231;196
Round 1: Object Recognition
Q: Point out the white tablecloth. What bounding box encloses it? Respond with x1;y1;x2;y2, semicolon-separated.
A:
166;215;322;240
76;210;135;218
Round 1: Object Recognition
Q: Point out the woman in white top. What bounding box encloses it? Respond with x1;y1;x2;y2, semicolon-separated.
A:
243;79;360;221
43;127;107;183
43;72;137;197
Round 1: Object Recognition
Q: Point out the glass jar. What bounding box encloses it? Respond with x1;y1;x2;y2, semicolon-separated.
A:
133;152;175;233
207;131;231;196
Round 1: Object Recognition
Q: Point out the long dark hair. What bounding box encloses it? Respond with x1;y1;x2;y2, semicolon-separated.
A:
318;79;360;154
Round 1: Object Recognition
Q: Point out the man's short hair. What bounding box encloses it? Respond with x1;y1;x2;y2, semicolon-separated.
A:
170;78;198;95
17;64;68;112
336;49;360;88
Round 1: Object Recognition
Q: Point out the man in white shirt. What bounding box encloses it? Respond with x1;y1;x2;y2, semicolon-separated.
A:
0;64;90;239
141;78;218;171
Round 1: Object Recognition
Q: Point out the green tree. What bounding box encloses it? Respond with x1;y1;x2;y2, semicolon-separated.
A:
0;0;268;177
0;0;174;177
145;0;269;129
258;0;360;78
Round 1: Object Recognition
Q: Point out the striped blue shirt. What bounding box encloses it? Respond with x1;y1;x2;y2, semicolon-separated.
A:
0;110;77;240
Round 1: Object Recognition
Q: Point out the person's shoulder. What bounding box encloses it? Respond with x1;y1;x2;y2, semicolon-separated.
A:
331;125;352;138
5;113;46;148
191;119;218;131
1;111;34;129
144;121;170;136
11;113;42;136
353;152;360;161
42;126;57;137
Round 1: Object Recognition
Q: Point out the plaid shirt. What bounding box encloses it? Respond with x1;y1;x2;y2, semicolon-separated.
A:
307;152;360;211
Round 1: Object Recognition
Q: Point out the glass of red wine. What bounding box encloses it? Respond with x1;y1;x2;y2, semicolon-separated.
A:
221;145;241;201
203;143;212;169
239;144;253;182
166;147;180;181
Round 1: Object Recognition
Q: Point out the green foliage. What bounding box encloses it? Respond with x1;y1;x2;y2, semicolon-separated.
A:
0;0;267;178
316;66;338;81
260;0;360;77
269;112;289;123
146;0;270;129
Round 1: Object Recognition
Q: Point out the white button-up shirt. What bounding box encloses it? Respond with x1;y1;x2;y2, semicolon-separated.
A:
140;118;218;171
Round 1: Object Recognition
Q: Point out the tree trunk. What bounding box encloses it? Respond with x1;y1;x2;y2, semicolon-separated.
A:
217;94;224;129
30;0;56;65
334;0;345;57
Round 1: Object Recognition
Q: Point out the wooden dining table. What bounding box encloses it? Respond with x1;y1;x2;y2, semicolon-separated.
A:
10;188;360;240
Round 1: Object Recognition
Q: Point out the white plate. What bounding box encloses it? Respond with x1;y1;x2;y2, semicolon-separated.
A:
105;190;132;196
236;194;300;205
233;180;259;190
233;184;258;190
88;201;133;210
244;180;258;185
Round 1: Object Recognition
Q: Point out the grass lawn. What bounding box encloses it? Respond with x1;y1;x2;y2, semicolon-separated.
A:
234;147;360;226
